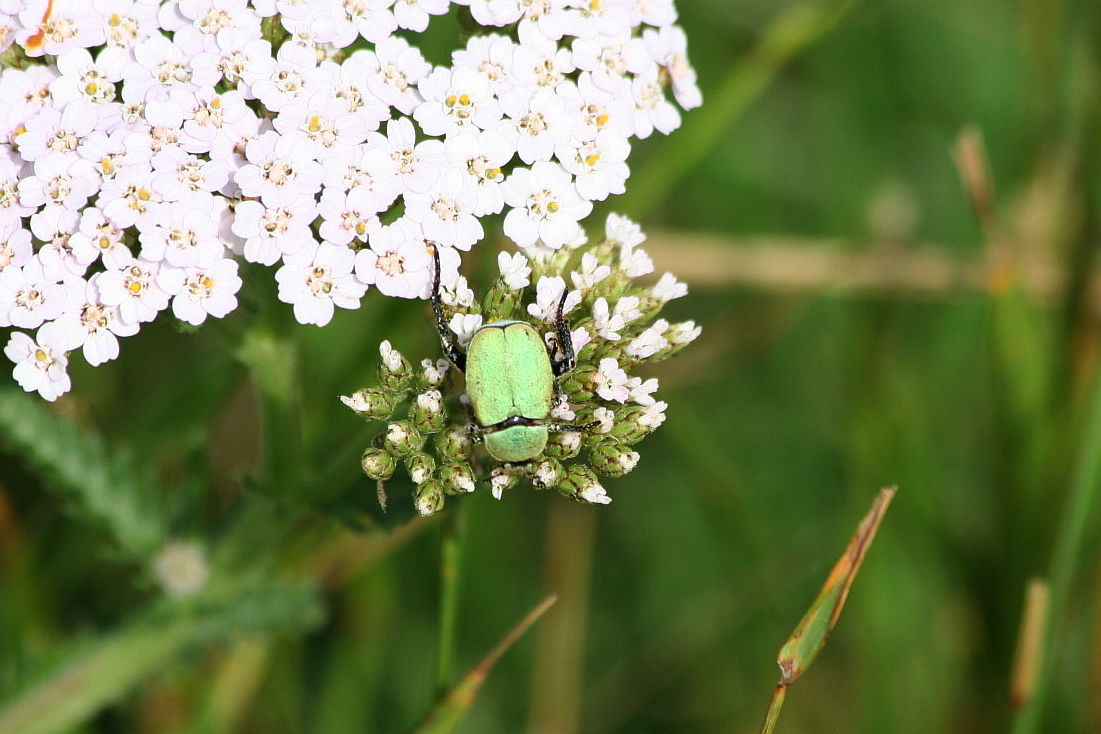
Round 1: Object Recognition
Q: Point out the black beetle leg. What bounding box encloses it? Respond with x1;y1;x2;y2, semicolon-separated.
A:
550;288;575;377
429;245;466;371
548;420;601;433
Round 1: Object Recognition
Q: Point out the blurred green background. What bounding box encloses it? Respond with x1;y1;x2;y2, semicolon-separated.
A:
3;0;1101;733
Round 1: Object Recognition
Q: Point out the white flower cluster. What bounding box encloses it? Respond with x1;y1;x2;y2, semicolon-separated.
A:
0;0;701;400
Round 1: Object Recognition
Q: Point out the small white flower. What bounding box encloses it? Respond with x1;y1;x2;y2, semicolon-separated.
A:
380;340;404;371
440;275;476;308
231;196;319;266
570;252;611;291
354;220;441;299
651;272;687;301
592;356;629;403
17;153;100;216
579;480;612;505
318;185;382;247
420;357;449;383
632;65;681;139
571;30;651;94
152;540;209;598
448;312;484;348
502;162;591;249
404;169;483;251
0;257;67;330
444;130;511;216
559;72;636;141
644;25;703;110
668;320;702;345
628;376;659;406
248;41;322;112
452;33;517;97
490;469;511;499
533;459;558;487
558;128;630;201
4;325;72;401
366;36;432;115
637;400;668;430
48;47;124;110
526;275;581;322
275;241;367;326
157;259;243;325
365;116;448;195
497;251;531;290
591;406;615;434
414;65;502;137
97;256;171;324
139;196;226;269
53;278;138;366
590;297;625;340
70;207;131;269
0;225;33;275
273;92;368;161
329;0;398;46
235;130;324;207
497;86;575;165
416;388;444;415
626;318;669;359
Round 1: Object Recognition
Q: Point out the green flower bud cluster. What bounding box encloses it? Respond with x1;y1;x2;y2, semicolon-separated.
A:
342;215;699;515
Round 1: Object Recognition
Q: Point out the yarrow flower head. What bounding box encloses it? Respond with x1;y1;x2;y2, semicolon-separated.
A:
342;214;700;514
0;0;700;402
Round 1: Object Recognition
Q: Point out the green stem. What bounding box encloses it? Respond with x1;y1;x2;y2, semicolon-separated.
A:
1011;363;1101;733
760;685;787;734
435;504;465;697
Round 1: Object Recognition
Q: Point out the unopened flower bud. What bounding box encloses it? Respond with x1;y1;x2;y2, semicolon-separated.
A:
384;420;424;456
410;389;447;432
406;451;436;485
532;458;563;489
557;465;611;505
434;425;473;461
340;388;397;420
561;365;596;401
439;462;476;495
378;340;413;391
414;479;446;516
589;438;640;477
361;447;397;480
611;401;668;444
544;430;583;460
481;281;519;322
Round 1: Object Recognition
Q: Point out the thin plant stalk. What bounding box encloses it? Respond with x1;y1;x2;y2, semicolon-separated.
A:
436;503;465;697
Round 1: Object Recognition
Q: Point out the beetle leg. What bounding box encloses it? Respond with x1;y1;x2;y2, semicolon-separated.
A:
550;288;576;377
463;400;484;444
429;245;466;372
547;420;601;433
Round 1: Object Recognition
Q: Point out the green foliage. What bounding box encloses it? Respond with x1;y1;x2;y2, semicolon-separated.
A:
0;387;167;558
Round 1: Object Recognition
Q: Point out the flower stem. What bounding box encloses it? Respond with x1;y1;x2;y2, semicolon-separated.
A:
435;503;465;698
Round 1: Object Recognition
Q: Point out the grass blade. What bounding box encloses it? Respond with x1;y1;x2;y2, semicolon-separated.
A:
412;594;558;734
761;487;896;734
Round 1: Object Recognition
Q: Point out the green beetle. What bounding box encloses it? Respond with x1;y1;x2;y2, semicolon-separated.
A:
429;248;594;466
